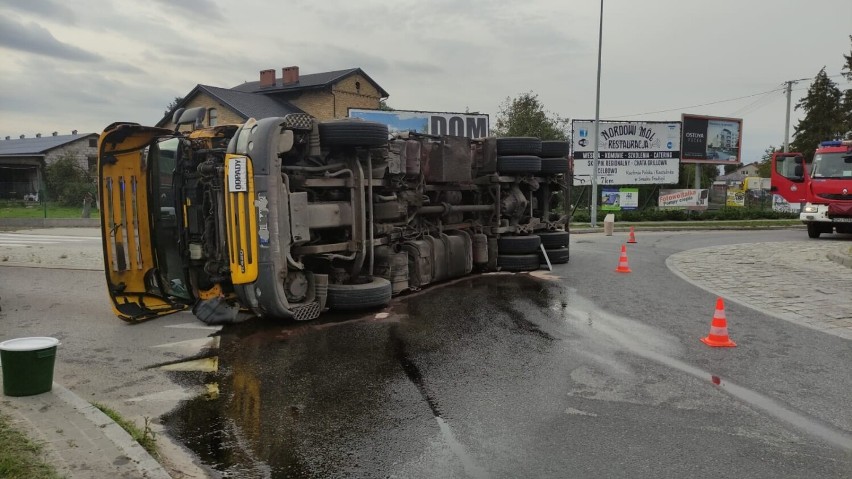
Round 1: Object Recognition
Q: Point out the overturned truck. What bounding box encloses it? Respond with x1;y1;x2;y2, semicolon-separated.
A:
97;108;571;323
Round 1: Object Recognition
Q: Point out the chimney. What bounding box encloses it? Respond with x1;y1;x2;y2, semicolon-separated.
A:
259;69;275;87
282;66;299;85
52;131;58;136
36;133;42;138
72;129;78;135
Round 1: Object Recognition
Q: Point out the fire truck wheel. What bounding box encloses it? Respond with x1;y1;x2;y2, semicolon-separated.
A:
806;222;821;239
539;158;570;175
497;155;541;174
327;277;392;310
537;231;570;248
318;120;389;148
497;254;541;272
496;137;542;155
498;234;542;254
540;140;570;158
540;246;569;264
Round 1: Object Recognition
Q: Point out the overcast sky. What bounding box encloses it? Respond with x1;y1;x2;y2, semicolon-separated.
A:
1;0;850;163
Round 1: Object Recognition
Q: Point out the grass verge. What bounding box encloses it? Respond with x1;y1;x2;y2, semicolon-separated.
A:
0;203;86;219
0;411;62;479
92;403;158;458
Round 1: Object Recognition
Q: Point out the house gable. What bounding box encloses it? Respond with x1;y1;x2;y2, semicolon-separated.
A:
157;66;389;127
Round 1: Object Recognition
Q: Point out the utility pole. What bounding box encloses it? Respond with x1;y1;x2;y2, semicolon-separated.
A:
590;0;604;227
782;77;810;152
783;80;793;152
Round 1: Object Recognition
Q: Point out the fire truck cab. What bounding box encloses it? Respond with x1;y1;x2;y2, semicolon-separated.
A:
771;140;852;238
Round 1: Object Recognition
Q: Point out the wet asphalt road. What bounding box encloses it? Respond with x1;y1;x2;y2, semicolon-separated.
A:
162;230;852;478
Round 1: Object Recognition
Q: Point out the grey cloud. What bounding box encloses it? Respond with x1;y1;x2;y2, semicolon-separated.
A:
0;17;101;62
0;0;77;24
150;0;224;21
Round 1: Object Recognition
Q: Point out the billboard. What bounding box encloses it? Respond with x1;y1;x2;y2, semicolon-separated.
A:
348;109;489;138
681;114;742;164
659;189;709;209
571;120;681;186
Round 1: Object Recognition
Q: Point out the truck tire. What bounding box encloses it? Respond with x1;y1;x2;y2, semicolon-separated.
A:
806;222;821;239
497;155;541;174
497;254;541;272
496;137;542;155
537;231;570;248
319;120;389;148
327;277;392;310
540;141;570;158
539;158;570;175
540;246;569;264
498;235;541;254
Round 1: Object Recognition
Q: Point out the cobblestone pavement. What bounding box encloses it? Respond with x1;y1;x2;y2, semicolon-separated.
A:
667;241;852;340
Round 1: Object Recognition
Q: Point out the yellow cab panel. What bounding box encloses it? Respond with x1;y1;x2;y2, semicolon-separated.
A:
98;123;189;321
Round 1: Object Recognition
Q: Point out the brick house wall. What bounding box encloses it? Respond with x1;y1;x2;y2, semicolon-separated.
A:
44;137;99;172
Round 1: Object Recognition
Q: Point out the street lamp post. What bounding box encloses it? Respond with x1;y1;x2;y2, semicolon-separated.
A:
590;0;604;227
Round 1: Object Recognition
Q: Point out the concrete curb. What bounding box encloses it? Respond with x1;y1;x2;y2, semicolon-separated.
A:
827;245;852;268
51;383;172;479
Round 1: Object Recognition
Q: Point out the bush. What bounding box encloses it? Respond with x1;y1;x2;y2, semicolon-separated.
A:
45;155;96;206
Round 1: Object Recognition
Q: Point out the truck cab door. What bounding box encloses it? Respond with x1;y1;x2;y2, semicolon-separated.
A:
770;153;807;206
99;123;192;322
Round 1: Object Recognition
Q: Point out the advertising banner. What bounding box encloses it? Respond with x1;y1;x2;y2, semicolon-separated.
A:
601;188;621;211
772;194;800;213
659;189;709;209
620;188;639;210
571;120;681;186
348;109;489;139
681;114;742;164
600;187;640;211
726;188;745;207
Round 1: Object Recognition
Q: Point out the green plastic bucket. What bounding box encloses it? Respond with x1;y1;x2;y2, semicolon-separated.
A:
0;337;60;396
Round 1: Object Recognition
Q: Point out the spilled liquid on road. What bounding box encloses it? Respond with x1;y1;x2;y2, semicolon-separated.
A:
163;274;557;477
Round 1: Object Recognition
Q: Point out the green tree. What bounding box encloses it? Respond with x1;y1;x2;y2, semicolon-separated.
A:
757;146;778;177
723;163;740;175
45;154;96;206
841;35;852;139
790;68;844;159
163;96;184;118
378;99;394;111
493;92;568;140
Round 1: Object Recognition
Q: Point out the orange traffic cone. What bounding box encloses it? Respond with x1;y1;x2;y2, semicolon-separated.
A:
700;297;737;347
614;244;632;273
627;226;637;244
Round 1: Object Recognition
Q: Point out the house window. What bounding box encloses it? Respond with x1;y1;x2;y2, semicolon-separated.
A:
89;138;97;147
208;108;218;126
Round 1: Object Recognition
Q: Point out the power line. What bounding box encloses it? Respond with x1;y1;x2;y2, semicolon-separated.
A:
607;71;847;120
608;86;787;119
729;84;785;116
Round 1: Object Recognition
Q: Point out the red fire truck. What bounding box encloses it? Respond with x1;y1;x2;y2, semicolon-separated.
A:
771;140;852;238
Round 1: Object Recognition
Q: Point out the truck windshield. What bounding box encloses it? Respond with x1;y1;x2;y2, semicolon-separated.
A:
149;138;191;300
810;152;852;178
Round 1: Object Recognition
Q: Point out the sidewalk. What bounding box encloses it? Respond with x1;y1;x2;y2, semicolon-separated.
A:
0;381;170;479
